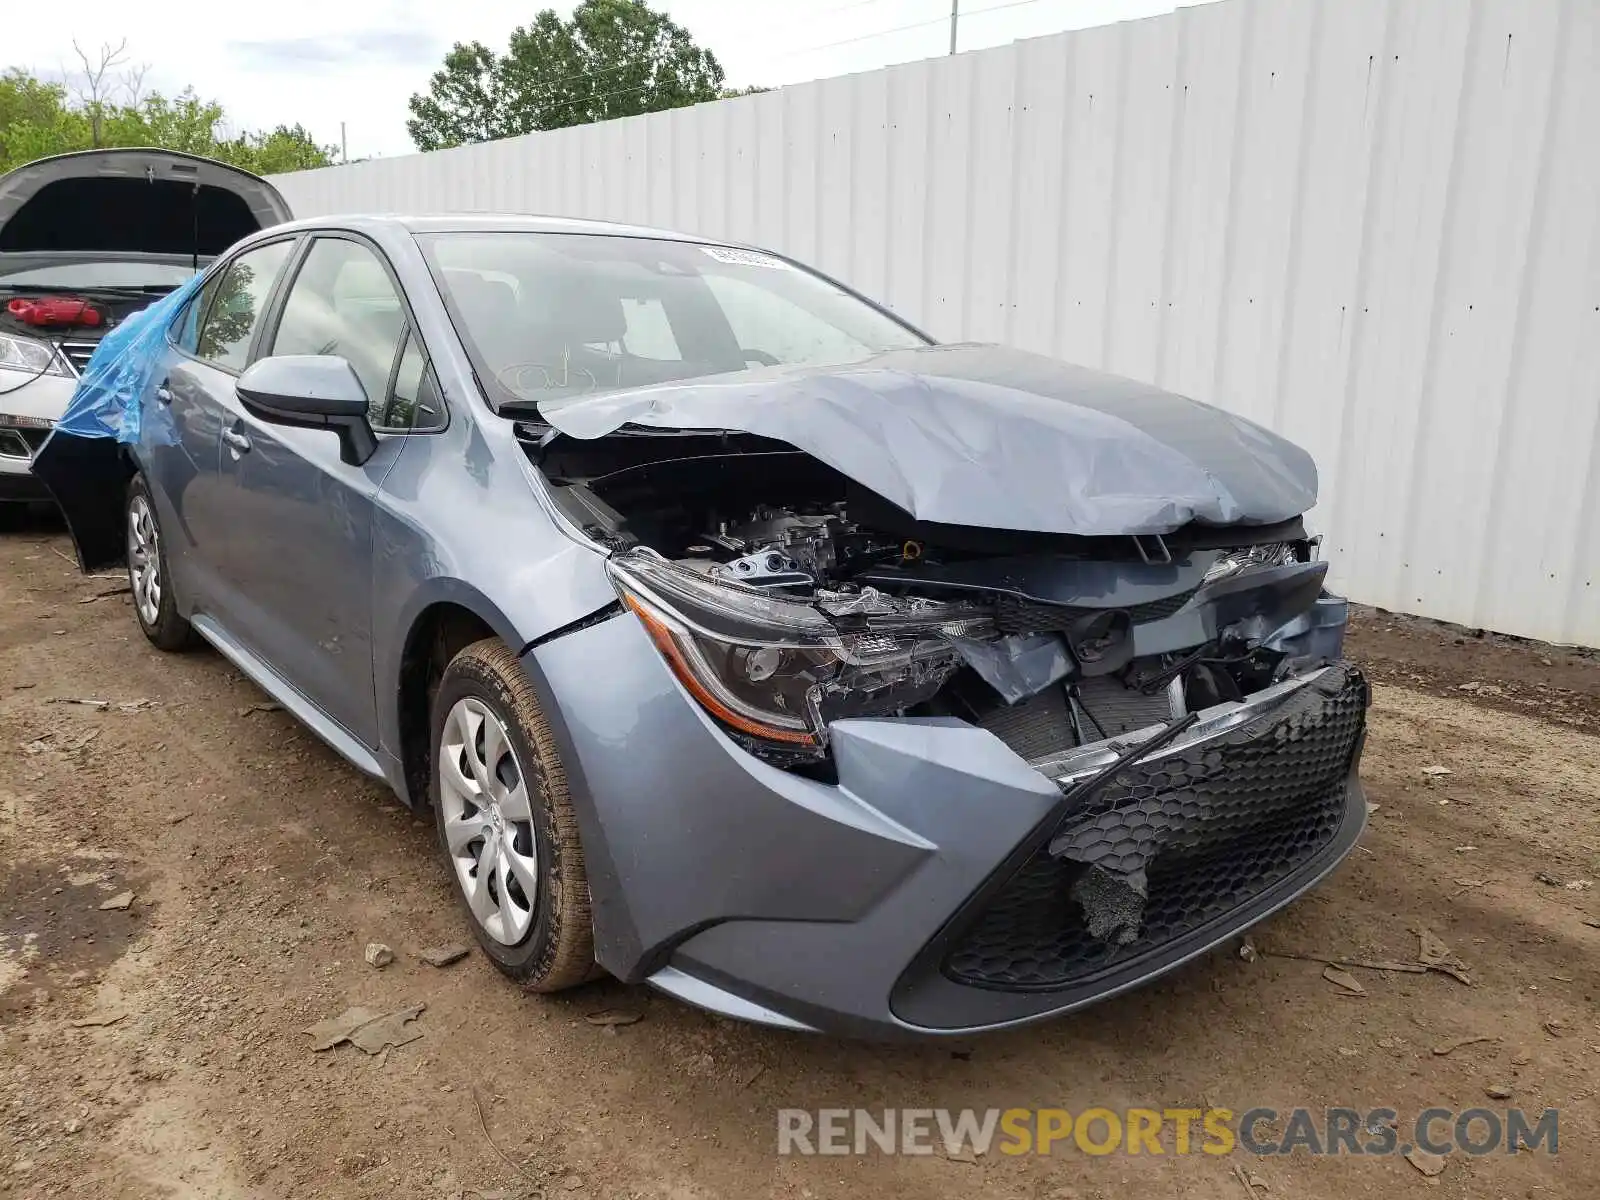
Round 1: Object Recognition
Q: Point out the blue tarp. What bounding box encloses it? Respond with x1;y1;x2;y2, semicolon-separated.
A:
53;271;206;443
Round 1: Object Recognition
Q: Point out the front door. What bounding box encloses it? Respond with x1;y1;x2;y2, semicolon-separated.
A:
209;234;417;748
149;237;297;623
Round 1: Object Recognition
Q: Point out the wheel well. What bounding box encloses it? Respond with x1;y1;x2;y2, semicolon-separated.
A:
397;603;497;809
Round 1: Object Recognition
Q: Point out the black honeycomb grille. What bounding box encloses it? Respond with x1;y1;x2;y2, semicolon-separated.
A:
944;668;1367;991
994;586;1201;635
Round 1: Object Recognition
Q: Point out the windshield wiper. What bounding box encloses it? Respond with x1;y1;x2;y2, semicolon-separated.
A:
0;283;179;298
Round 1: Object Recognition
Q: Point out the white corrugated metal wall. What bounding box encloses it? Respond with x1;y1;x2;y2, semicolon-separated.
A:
270;0;1600;647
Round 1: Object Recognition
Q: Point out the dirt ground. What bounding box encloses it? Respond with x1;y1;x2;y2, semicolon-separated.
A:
2;517;1597;1200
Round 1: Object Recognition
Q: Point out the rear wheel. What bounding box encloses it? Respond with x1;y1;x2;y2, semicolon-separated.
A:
126;474;194;652
430;638;595;990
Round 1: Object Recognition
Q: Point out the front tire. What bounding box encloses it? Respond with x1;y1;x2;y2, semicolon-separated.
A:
430;638;595;990
126;474;194;652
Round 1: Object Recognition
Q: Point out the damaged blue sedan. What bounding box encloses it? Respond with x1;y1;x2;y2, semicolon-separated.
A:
38;214;1366;1037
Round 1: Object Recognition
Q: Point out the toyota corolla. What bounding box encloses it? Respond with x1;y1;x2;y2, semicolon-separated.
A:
37;214;1367;1037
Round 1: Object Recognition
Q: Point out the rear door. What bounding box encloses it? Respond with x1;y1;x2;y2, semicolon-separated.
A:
148;236;298;620
208;233;433;747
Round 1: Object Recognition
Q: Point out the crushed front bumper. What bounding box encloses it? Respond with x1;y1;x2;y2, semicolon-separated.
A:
529;612;1367;1038
893;664;1367;1030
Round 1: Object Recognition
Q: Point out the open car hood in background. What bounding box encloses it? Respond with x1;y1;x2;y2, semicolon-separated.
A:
537;344;1319;537
0;148;292;257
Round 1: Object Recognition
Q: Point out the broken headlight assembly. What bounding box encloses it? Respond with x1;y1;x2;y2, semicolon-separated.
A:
1201;540;1302;585
607;551;974;759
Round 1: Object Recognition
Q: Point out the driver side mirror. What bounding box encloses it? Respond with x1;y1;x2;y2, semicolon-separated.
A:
236;355;378;466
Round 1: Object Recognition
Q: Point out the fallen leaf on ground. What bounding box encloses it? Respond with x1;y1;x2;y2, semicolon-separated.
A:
584;1009;643;1027
1432;1035;1495;1056
1417;927;1473;985
1421;765;1452;777
70;1010;128;1028
1485;1083;1513;1099
1322;965;1366;996
348;1005;425;1053
944;1149;981;1166
1404;1148;1446;1177
49;697;110;711
97;891;134;911
305;1006;385;1051
304;1003;425;1054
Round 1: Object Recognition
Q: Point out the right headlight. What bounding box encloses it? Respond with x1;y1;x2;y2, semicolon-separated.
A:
1201;541;1301;585
0;331;70;378
607;550;977;758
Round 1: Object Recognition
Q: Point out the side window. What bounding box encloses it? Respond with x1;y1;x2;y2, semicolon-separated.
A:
382;330;446;433
169;290;203;354
194;240;294;371
270;237;406;426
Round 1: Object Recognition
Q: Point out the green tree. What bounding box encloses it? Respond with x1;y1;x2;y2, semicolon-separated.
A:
216;125;340;175
406;0;726;150
0;70;86;173
101;90;228;156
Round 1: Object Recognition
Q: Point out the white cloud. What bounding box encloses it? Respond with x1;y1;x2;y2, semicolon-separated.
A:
6;0;1196;161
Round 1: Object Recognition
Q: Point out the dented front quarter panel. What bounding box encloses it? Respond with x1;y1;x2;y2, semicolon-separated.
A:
367;403;617;772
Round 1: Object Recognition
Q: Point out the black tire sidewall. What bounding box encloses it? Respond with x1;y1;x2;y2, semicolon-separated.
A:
429;655;563;976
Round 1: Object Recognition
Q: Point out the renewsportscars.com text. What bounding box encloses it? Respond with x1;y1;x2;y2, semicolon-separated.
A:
776;1106;1559;1158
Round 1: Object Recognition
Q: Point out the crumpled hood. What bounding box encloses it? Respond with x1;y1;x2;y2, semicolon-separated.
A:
537;343;1317;536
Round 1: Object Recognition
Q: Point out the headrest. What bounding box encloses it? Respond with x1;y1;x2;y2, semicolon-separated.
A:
548;277;628;345
444;270;517;323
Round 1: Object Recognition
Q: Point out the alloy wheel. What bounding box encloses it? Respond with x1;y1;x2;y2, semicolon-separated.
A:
127;493;162;627
439;697;540;945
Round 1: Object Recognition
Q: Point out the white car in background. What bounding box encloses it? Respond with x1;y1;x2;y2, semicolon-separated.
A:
0;149;291;509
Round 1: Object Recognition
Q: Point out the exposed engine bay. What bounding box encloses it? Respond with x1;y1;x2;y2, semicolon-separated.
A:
522;424;1348;778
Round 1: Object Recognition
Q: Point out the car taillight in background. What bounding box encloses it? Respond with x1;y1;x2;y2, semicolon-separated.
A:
6;296;104;328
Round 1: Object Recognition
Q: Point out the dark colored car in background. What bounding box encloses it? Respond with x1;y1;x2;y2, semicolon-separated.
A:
38;212;1366;1037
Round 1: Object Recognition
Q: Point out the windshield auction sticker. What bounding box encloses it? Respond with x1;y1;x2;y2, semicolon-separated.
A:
701;246;792;269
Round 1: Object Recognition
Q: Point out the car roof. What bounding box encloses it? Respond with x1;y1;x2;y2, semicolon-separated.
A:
267;212;724;245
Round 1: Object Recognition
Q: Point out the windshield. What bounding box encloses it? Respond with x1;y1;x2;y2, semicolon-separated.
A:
0;260;199;290
418;232;927;410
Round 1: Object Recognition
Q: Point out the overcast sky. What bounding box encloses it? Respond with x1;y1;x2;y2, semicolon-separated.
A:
8;0;1198;162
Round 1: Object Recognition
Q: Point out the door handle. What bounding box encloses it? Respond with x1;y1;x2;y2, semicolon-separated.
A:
222;429;252;455
155;384;174;405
